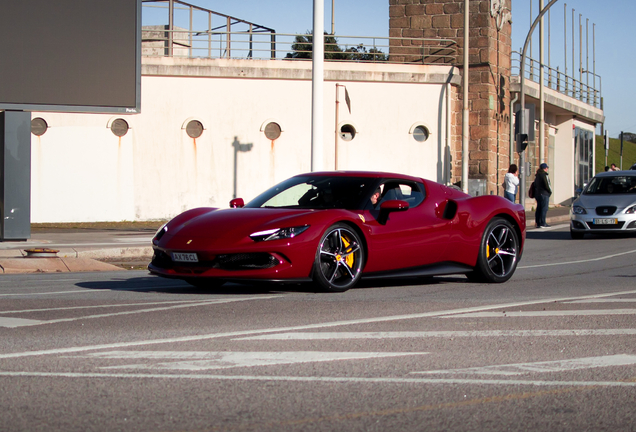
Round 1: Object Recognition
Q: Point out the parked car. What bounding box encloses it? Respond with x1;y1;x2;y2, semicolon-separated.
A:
149;171;526;292
570;171;636;239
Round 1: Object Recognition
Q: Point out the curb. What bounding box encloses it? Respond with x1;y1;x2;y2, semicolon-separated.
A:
0;257;124;274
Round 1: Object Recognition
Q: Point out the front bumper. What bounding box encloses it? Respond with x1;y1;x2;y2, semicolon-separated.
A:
148;240;317;282
570;214;636;233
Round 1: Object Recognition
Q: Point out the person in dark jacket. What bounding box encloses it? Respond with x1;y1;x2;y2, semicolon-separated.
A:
534;163;552;228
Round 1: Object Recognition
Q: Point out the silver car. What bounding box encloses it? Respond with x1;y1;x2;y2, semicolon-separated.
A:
570;171;636;239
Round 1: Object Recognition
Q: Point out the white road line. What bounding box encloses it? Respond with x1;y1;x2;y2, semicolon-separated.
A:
1;371;636;388
0;290;92;297
567;299;636;303
0;278;81;284
0;317;44;327
527;224;567;232
518;248;636;269
1;299;214;314
439;309;636;318
0;296;277;328
3;288;636;359
0;285;196;297
413;354;636;376
77;351;428;371
235;329;636;340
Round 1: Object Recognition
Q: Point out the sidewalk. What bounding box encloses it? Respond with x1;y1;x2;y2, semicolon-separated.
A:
0;222;161;274
0;206;572;274
525;205;571;227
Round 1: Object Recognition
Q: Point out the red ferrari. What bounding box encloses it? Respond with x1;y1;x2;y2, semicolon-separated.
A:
149;171;526;292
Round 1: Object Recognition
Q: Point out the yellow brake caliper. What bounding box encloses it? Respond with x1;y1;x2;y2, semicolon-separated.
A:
341;236;354;268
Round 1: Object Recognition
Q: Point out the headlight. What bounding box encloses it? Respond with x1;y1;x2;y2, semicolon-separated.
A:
626;205;636;215
153;223;168;241
250;225;309;242
572;206;587;215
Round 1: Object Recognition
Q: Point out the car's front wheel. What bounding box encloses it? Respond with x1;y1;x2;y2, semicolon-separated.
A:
312;223;364;292
468;217;519;283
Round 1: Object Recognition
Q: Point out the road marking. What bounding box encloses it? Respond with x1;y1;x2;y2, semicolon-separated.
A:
413;354;636;376
518;248;636;269
0;371;635;388
75;351;428;371
0;285;190;297
439;309;636;318
115;237;153;242
236;329;636;340
0;278;81;284
3;288;636;359
0;299;215;314
0;290;92;297
0;296;277;328
567;298;636;303
0;317;44;328
527;224;567;232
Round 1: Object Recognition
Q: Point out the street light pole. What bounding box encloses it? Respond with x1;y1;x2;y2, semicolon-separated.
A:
518;0;559;210
311;0;325;172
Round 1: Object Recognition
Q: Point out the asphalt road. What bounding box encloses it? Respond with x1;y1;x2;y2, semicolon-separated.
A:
1;223;635;432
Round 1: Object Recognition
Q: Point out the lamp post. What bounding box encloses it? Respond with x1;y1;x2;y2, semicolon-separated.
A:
311;0;325;171
518;0;559;209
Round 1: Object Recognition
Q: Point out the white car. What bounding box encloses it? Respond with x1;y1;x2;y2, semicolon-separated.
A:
570;171;636;239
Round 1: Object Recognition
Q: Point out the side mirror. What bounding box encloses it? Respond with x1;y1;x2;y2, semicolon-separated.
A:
229;198;245;208
575;188;583;197
378;199;409;225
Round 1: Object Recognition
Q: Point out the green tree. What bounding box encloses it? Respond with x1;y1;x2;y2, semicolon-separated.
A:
345;44;387;62
286;32;350;60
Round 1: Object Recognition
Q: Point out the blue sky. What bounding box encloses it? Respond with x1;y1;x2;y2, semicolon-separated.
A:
145;1;634;137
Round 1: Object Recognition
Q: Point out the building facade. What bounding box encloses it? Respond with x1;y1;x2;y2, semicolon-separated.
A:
26;0;602;222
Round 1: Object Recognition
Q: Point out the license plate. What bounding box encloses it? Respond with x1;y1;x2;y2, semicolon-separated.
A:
593;218;618;225
172;252;199;262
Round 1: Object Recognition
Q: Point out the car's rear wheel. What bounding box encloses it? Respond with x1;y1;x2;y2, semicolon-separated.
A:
468;217;519;283
570;230;585;239
185;278;226;289
312;223;364;292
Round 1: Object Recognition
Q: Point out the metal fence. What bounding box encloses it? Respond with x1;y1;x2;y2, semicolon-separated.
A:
141;28;457;64
141;0;456;65
512;51;601;108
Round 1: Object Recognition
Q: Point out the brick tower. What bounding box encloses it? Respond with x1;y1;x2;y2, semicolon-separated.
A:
389;0;512;194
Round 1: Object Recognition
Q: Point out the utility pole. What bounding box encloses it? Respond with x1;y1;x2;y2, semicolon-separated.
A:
518;0;559;209
461;0;469;193
311;0;324;171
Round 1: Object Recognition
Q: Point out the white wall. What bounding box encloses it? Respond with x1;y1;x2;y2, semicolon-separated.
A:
30;58;457;222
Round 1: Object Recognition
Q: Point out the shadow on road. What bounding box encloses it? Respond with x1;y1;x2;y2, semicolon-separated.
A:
75;274;471;295
527;230;636;241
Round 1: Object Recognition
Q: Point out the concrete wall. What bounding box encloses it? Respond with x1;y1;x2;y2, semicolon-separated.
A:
30;58;459;222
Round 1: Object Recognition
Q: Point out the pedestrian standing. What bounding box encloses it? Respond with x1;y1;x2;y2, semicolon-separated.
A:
534;163;552;228
503;164;519;203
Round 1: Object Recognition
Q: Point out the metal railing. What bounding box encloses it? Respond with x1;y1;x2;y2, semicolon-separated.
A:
512;51;601;108
141;0;456;65
141;28;457;65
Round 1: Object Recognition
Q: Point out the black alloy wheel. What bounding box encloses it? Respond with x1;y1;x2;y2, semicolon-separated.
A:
312;223;364;292
468;217;519;283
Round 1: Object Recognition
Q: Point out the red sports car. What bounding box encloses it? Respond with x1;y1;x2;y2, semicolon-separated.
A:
149;171;526;292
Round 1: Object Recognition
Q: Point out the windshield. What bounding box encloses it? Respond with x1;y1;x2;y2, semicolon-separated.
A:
245;176;378;210
584;175;636;195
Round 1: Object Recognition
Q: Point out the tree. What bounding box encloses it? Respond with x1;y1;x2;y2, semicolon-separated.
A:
286;32;349;60
344;44;387;62
286;32;388;62
621;132;636;144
